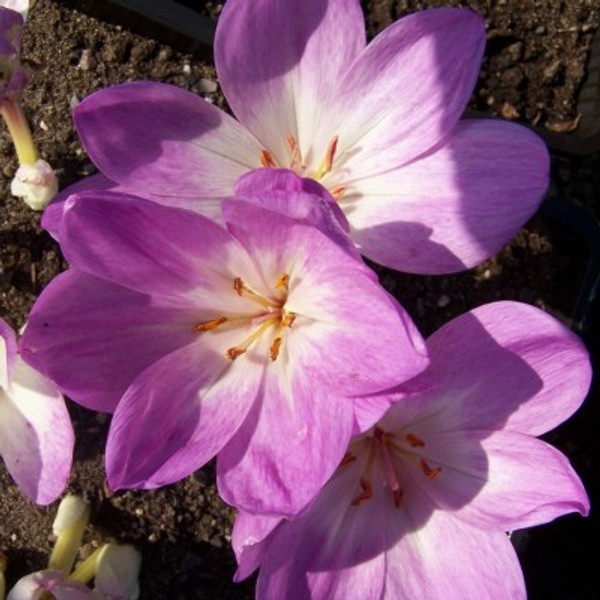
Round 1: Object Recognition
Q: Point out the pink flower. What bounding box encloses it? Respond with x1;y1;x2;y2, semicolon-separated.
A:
233;302;590;599
45;4;548;274
0;318;73;504
0;1;27;103
20;172;428;515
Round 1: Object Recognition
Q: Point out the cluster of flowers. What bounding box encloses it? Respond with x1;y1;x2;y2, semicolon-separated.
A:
0;0;592;598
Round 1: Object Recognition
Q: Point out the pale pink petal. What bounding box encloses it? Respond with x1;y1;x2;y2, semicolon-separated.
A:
7;571;93;600
215;0;365;160
345;120;549;273
327;9;485;180
391;301;591;436
232;512;283;581
107;335;263;490
74;81;262;197
0;355;73;504
218;364;355;516
222;200;429;398
0;316;17;388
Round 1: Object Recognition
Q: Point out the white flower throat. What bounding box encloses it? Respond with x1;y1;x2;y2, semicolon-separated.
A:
194;273;295;362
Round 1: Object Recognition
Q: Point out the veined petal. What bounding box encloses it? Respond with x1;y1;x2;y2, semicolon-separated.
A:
107;335;263;490
0;316;17;389
421;429;589;531
391;301;591;436
215;0;365;159
0;357;73;504
74;81;262;197
328;9;485;178
218;365;355;516
59;191;247;298
345;120;549;273
19;270;200;413
232;512;283;581
384;510;526;599
222;200;429;397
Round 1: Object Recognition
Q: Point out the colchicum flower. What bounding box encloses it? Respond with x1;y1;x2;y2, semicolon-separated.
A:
6;495;141;600
20;172;428;515
0;317;73;504
233;302;591;599
46;3;548;274
0;0;57;210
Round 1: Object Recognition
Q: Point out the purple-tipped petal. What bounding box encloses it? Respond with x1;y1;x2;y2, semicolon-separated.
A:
19;270;200;413
107;335;263;490
0;357;73;504
346;120;549;273
74;81;262;197
59;191;242;297
215;0;365;159
422;429;589;531
392;301;591;436
329;9;485;177
232;512;283;582
218;366;355;515
0;316;17;388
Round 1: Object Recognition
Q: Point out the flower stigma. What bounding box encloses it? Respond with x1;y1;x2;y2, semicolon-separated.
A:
345;426;443;510
194;273;296;363
259;135;347;200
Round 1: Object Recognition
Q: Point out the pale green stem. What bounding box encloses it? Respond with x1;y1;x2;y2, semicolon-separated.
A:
0;99;38;165
68;544;108;585
47;502;91;574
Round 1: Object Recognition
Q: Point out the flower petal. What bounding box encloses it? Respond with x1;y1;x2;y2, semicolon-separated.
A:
215;0;365;159
345;119;549;273
19;270;199;413
222;200;429;397
0;316;17;389
218;365;355;515
420;429;589;531
74;81;262;197
328;8;485;179
7;571;93;600
107;336;262;490
59;191;242;297
0;356;73;504
391;301;591;436
232;511;283;582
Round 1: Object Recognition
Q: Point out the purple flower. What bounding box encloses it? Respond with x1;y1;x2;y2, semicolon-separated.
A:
7;571;93;600
233;302;591;599
20;172;428;514
0;1;27;103
0;317;73;504
45;3;548;274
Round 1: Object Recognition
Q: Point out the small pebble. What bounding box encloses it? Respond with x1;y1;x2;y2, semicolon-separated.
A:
437;295;450;308
182;62;191;75
197;78;218;94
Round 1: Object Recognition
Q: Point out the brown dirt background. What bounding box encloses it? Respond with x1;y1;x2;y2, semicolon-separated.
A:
1;1;599;598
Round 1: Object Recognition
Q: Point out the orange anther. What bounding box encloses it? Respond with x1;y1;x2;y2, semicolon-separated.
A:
330;185;347;200
419;458;442;480
324;135;339;174
194;316;228;332
233;277;244;296
260;150;277;168
406;433;426;448
270;337;283;361
281;311;295;328
340;452;357;467
350;478;373;506
275;273;289;290
226;347;247;360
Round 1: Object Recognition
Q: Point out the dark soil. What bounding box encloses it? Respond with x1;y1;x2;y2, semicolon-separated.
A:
1;1;599;599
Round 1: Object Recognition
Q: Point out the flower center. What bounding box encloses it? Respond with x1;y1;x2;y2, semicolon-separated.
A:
193;274;296;362
345;426;443;509
259;135;347;200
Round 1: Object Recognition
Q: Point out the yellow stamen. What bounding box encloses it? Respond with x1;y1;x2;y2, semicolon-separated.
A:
226;317;279;360
233;277;278;308
314;135;339;179
260;149;277;168
193;316;228;332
